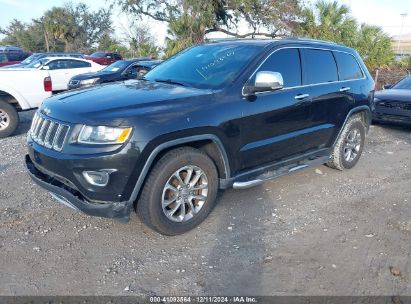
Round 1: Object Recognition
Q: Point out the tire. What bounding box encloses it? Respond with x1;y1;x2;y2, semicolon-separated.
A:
327;115;366;170
137;147;219;235
0;99;19;138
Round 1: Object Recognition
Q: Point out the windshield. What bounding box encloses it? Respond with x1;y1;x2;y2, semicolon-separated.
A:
392;76;411;90
90;52;105;58
102;60;128;72
21;54;41;65
144;43;263;89
26;58;49;69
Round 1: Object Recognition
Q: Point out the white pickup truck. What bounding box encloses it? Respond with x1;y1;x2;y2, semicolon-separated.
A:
0;57;103;138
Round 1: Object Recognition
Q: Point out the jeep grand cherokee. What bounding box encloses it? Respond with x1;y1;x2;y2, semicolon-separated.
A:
25;38;374;235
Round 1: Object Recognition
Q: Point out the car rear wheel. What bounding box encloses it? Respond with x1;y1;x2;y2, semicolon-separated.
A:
327;115;366;170
136;147;218;235
0;100;19;138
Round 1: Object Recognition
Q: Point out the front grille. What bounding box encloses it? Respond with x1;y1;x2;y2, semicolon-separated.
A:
376;100;411;116
30;112;70;151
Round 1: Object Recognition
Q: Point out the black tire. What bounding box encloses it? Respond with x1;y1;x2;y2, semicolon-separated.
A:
137;147;218;235
327;115;366;170
0;99;19;138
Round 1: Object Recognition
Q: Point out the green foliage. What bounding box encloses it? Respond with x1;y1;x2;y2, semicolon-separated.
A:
0;19;52;52
297;0;394;70
113;0;303;57
1;2;112;53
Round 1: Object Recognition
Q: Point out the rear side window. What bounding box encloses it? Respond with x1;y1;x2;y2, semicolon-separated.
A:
258;48;302;87
70;60;91;68
302;49;338;85
334;52;363;80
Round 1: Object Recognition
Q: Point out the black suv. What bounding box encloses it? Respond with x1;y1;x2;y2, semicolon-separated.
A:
25;39;374;235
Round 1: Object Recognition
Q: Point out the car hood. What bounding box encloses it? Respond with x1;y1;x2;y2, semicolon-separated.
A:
71;70;117;80
40;80;213;125
374;89;411;102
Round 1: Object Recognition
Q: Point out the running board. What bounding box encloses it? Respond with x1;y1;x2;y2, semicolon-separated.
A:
232;156;330;190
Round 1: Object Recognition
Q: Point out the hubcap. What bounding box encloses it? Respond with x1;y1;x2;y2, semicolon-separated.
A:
0;109;10;130
343;128;362;162
161;165;209;223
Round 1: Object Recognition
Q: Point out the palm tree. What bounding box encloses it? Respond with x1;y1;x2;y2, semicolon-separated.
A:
44;7;78;51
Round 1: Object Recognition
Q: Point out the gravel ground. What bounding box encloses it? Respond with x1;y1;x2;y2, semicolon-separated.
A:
0;110;410;296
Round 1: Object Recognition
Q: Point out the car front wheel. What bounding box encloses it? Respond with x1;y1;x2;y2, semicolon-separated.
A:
137;147;218;235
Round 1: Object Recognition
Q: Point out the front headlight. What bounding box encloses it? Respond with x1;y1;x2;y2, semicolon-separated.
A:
80;78;100;85
78;125;132;144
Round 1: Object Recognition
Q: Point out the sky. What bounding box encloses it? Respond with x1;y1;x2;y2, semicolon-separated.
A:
0;0;410;47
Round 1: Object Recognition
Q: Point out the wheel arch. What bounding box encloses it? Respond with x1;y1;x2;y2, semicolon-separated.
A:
0;87;30;111
128;134;230;205
332;105;371;148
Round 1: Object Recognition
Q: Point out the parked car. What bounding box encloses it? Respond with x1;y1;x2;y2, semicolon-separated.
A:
3;52;84;69
85;51;123;66
25;39;374;235
0;57;102;137
24;57;103;91
68;59;162;90
373;76;411;126
0;45;24;52
0;51;31;67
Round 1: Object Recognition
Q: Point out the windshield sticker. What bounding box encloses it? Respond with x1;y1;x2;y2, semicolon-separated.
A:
196;51;235;80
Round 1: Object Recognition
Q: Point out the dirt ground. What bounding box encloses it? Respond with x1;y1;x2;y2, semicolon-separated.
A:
0;110;410;296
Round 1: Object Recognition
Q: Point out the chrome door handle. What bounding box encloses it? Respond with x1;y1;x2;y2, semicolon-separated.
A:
340;87;351;92
295;94;310;100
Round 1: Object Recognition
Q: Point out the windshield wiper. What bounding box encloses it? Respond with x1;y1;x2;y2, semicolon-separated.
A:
154;78;187;87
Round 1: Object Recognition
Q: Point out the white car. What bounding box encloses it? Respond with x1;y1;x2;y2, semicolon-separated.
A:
0;57;103;138
23;57;104;91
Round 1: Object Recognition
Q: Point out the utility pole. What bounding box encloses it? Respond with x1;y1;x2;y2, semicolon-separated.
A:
397;13;408;55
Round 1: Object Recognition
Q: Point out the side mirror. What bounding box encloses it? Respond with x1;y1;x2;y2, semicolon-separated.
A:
383;84;392;90
42;65;50;70
245;71;284;95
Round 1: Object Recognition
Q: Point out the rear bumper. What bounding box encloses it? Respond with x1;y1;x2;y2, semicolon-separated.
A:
25;154;132;222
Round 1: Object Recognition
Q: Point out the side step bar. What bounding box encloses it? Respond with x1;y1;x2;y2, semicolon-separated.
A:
232;156;330;190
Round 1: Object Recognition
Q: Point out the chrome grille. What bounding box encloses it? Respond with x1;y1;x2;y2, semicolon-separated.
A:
30;112;70;151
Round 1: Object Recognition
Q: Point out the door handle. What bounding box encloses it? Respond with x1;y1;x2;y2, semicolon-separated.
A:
340;87;351;92
295;94;310;100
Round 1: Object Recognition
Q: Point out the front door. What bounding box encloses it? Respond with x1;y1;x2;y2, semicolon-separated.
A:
239;48;314;170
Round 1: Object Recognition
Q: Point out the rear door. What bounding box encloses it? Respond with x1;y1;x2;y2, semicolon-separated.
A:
239;48;315;169
46;59;72;91
300;48;351;149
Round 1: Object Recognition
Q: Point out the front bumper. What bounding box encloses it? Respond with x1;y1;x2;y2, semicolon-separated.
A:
25;154;133;222
372;113;411;126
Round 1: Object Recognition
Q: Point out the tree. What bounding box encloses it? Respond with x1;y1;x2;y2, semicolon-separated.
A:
43;3;112;52
0;19;51;52
112;0;303;56
297;0;393;70
120;19;160;58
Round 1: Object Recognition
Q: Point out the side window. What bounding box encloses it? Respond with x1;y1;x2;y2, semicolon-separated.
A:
70;60;91;68
48;60;70;70
7;53;20;61
114;54;122;60
257;48;302;87
334;52;363;81
302;49;338;85
0;54;7;62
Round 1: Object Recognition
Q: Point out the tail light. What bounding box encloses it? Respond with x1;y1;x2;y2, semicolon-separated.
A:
44;76;52;92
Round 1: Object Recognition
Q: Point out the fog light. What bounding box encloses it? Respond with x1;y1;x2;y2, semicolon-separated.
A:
82;169;117;187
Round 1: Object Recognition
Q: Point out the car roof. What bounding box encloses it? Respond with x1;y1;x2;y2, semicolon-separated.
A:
42;57;91;61
205;37;353;52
